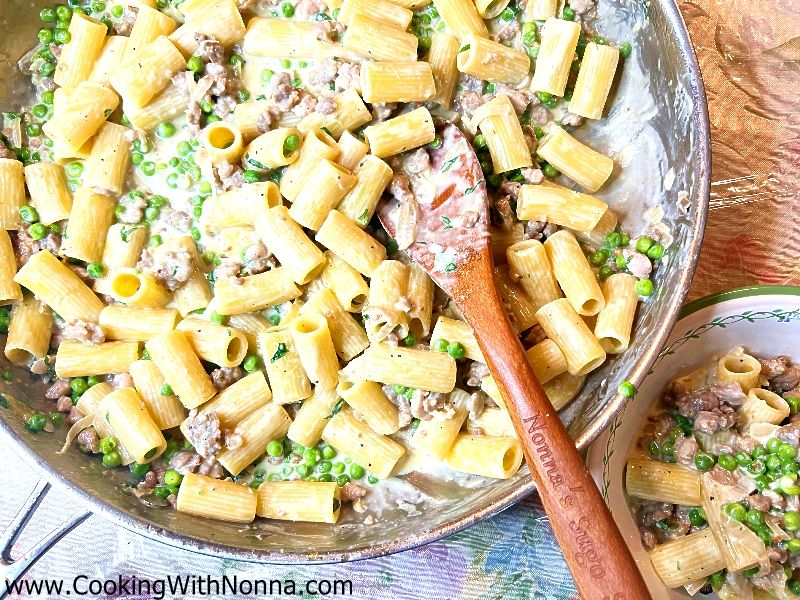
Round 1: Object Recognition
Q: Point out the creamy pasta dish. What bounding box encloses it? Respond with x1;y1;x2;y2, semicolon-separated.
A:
0;0;663;526
627;348;800;597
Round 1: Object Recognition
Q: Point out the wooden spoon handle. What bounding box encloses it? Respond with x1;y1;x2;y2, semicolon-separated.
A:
466;296;650;599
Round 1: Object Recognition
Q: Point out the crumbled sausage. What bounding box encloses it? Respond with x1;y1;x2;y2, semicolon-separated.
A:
211;366;244;391
184;409;223;458
45;378;71;399
169;450;225;479
410;389;448;420
61;320;106;344
340;482;368;503
76;428;99;453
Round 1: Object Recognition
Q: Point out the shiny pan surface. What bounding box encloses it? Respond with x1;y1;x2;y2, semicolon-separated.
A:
0;0;710;563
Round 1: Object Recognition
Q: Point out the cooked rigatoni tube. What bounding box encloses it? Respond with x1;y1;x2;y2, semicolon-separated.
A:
126;4;177;56
319;252;370;312
199;121;244;165
457;36;530;84
316;210;386;277
364;260;409;343
125;83;190;131
322;407;405;478
475;0;509;18
336;131;369;171
336;155;393;228
290;313;339;390
4;297;52;365
493;266;539;332
467;407;515;437
360;62;436;103
258;326;312;404
716;349;762;392
364;107;435;158
254;206;324;285
517;182;608;232
506;239;562;312
445;434;523;479
287;387;337;447
483;338;567;398
574;207;618;248
89;36;130;86
128;359;185;430
0;231;22;303
407;264;434;336
24;162;71;225
280;127;341;202
244;127;301;170
525;0;556;19
569;42;620;119
14;251;104;323
289;160;356;230
427;33;460;109
98;387;167;463
536;125;614;192
625;458;702;505
431;316;484;362
301;288;369;361
342;15;418;62
60;189;115;263
740;388;790;427
432;0;488;38
256;481;341;524
182;372;272;434
648;529;726;589
594;273;637;354
109;36;185;109
0;159;24;230
535;298;606;376
169;0;246;56
99;306;179;341
176;473;257;523
55;340;140;377
338;379;400;435
227;314;271;354
54;13;107;89
356;343;456;393
162;236;211;317
202;182;280;230
241;18;332;59
216;403;291;475
93;224;148;296
310;89;372;139
471;95;532;173
339;0;413;28
214;267;301;315
412;388;470;459
145;330;216;409
391;0;431;7
108;267;171;308
530;18;581;96
176;317;248;368
233;100;272;140
543;230;604;316
43;82;119;155
543;371;585;410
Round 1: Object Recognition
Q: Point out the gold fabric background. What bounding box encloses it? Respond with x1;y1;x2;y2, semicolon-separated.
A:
680;0;800;298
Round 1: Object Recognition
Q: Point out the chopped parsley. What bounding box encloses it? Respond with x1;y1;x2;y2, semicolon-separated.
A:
357;208;369;224
445;262;457;272
464;179;485;194
459;44;470;52
246;155;267;170
120;226;141;242
0;394;10;409
325;398;344;419
441;216;453;229
440;156;459;173
270;342;288;363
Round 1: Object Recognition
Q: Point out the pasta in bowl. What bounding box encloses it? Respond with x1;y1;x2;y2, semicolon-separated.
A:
0;0;708;561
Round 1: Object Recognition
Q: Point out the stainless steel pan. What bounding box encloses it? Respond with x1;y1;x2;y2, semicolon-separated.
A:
0;0;710;582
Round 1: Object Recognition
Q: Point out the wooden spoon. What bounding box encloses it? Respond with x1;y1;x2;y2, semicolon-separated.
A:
379;124;650;599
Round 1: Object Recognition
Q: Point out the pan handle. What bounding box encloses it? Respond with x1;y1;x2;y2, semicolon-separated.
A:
0;479;91;599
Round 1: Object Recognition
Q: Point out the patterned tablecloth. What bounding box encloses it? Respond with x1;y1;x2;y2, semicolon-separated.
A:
2;2;799;599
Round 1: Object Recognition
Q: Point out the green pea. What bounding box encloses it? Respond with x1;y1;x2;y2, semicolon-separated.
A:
242;354;260;372
753;475;768;491
598;265;614;281
296;464;311;478
102;451;122;468
332;462;345;475
541;164;559;178
26;412;47;432
39;61;56;77
786;512;800;533
321;445;337;460
349;464;365;479
745;508;764;527
71;377;88;395
38;28;54;44
237;89;251;103
87;375;102;387
522;30;537;47
562;5;575;20
303;448;319;466
535;91;552;103
708;571;726;588
688;507;706;527
54;28;71;45
205;114;221;124
614;254;628;270
243;170;263;184
766;455;783;471
636;278;654;296
86;262;104;278
693;452;714;471
336;474;350;486
159;382;173;396
141;161;156;176
148;234;163;248
634;237;652;254
617;380;635;397
56;5;73;20
19;205;40;224
153;485;171;499
144;206;160;221
283;133;300;156
724;502;746;522
164;469;183;487
780;443;798;461
281;2;295;17
99;436;117;454
789;579;800;596
447;341;466;359
789;539;800;554
266;439;283;457
41;91;55;106
787;395;800;415
110;4;124;17
717;453;736;471
367;475;379;484
210;311;227;325
190;226;201;241
473;133;487;150
753;446;768;458
130;151;144;166
766;437;783;453
186;56;203;73
261;68;274;83
785;461;800;475
605;232;622;248
318;460;332;473
401;333;416;347
646;244;664;260
619;42;633;59
735;452;752;467
40;7;57;22
589;248;609;266
747;460;766;476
